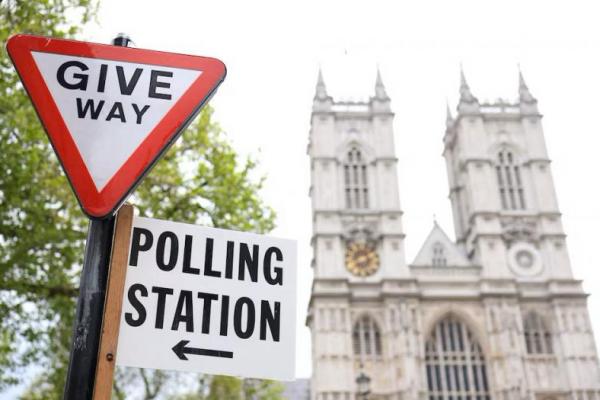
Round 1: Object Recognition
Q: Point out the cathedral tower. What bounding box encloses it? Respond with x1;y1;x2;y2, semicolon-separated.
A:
307;69;409;399
440;67;600;400
444;67;573;281
306;67;600;400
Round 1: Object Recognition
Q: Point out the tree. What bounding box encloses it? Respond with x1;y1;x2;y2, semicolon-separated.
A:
168;375;284;400
0;1;276;398
0;0;97;394
240;378;285;400
132;106;275;234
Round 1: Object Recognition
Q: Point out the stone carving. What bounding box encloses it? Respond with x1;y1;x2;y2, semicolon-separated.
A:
501;216;538;245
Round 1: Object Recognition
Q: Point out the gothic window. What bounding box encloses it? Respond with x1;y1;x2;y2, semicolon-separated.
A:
425;315;491;400
353;315;382;359
344;147;369;209
523;312;553;354
496;149;526;210
432;242;447;267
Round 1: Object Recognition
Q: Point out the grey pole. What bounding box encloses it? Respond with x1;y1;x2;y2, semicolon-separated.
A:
62;33;132;400
62;216;115;399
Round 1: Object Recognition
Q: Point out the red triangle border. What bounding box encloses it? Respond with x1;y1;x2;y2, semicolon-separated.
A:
7;34;226;219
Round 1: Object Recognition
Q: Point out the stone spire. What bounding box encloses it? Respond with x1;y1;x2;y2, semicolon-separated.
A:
374;67;389;100
518;66;539;115
446;100;454;128
314;67;328;100
457;65;480;115
371;67;391;113
313;67;332;113
518;67;536;103
459;66;478;104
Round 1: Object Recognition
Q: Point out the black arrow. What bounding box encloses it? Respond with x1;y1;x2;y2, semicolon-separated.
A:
172;340;234;360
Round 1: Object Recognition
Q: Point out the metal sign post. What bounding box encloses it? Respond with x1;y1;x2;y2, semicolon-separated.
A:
62;33;131;400
63;216;115;399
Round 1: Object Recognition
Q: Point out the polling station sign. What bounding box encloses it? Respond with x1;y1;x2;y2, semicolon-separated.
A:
115;216;297;381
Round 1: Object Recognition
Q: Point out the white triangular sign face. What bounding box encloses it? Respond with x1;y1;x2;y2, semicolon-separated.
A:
8;34;226;218
32;52;202;190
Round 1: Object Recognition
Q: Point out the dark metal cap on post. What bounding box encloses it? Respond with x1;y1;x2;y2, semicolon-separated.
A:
112;33;132;47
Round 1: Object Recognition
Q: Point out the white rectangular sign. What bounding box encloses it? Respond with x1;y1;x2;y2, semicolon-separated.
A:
115;216;297;381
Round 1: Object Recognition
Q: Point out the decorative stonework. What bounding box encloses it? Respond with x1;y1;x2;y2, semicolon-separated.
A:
341;218;379;243
501;216;538;245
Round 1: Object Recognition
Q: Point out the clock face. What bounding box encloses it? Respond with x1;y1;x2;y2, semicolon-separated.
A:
345;242;379;277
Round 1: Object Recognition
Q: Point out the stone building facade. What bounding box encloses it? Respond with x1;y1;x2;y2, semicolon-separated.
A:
306;68;600;400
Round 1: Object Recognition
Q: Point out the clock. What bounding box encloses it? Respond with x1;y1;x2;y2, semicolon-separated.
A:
345;242;379;277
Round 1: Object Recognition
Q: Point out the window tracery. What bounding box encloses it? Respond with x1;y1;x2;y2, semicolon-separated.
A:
432;242;447;267
425;315;491;400
523;312;553;354
496;149;526;210
353;315;382;359
344;147;369;209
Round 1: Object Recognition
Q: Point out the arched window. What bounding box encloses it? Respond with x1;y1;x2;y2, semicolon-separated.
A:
344;147;369;209
495;149;526;210
425;315;490;400
353;316;382;359
432;242;447;267
523;312;553;354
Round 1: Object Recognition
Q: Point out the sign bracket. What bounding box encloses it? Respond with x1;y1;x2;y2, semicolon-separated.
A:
92;204;134;400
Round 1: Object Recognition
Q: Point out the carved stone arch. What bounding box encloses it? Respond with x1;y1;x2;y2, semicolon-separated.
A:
335;139;376;164
424;312;492;400
423;308;489;354
352;312;384;360
351;310;385;332
338;140;373;210
523;311;554;354
523;310;553;329
487;140;526;161
490;141;528;211
488;141;527;171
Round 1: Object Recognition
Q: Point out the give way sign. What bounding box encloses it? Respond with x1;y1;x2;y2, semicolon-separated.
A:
6;34;226;219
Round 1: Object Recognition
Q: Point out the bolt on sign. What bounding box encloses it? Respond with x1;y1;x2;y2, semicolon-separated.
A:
115;216;297;381
6;34;226;219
